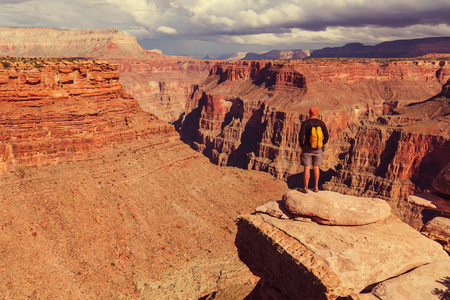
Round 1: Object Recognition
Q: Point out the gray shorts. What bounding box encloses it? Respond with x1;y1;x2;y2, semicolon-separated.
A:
301;145;323;167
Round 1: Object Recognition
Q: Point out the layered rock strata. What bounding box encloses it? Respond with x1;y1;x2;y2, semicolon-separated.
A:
0;58;174;173
178;58;450;204
235;190;450;299
0;58;291;298
118;58;213;122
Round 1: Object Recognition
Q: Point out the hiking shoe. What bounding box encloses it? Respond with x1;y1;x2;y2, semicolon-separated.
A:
297;187;308;194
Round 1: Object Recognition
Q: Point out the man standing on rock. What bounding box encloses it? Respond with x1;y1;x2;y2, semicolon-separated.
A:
299;107;329;193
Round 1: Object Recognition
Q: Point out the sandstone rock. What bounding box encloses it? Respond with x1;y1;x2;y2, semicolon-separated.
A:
0;59;174;173
0;123;290;299
118;59;212;122
236;212;449;299
255;200;293;219
370;260;450;300
421;217;450;254
282;190;391;225
433;162;450;195
407;192;450;214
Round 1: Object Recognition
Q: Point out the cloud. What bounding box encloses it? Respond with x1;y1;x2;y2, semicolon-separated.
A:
0;0;32;3
0;0;449;53
156;26;177;35
228;24;450;47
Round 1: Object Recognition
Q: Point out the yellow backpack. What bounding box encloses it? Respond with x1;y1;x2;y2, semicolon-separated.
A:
310;126;323;148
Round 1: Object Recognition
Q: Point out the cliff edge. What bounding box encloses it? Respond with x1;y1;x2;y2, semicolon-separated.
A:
236;190;450;299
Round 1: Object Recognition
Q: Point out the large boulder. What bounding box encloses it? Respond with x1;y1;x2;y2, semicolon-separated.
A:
433;162;450;195
236;212;449;299
282;190;391;225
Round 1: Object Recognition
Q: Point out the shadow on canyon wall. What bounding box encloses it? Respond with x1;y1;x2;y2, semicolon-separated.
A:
174;94;268;169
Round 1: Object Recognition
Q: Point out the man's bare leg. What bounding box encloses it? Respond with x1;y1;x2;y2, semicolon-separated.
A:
303;165;311;190
313;165;320;191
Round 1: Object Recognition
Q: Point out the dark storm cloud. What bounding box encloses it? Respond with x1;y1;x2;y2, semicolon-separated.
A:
1;0;450;54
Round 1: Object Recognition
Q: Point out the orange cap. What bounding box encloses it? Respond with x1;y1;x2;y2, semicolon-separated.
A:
309;107;318;117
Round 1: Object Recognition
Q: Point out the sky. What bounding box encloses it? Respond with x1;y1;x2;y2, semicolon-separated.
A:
1;0;450;55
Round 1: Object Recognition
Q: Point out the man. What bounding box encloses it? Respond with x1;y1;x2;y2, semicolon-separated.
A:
298;107;329;193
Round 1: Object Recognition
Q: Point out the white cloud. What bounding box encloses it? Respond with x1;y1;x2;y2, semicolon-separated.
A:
0;0;449;53
156;26;177;35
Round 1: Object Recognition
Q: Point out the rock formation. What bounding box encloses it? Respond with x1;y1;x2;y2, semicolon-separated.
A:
0;27;158;59
282;190;391;225
243;49;311;60
0;58;173;172
176;58;450;210
236;190;450;299
1;27;450;298
369;260;450;300
433;162;450;195
117;58;213;122
0;58;290;299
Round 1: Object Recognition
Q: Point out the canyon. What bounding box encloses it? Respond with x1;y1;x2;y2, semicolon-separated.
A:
168;58;450;220
1;27;449;299
0;57;289;299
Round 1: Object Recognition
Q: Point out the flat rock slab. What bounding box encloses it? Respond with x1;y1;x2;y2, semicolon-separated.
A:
259;213;449;293
407;192;450;214
282;190;391;225
371;259;450;300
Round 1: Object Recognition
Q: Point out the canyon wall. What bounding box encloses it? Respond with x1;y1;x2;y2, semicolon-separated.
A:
176;58;450;218
0;57;174;173
118;58;213;122
0;58;290;299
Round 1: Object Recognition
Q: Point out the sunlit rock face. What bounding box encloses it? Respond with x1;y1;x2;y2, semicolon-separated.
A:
0;57;291;299
0;58;174;173
117;58;213;122
176;59;450;202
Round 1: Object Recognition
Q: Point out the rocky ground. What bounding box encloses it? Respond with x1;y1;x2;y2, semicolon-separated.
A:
0;135;288;299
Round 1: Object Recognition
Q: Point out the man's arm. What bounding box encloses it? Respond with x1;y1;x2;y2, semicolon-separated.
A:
299;121;306;147
322;120;329;145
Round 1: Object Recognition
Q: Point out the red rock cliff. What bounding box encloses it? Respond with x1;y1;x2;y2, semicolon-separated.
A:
177;58;450;205
118;58;213;122
0;58;174;173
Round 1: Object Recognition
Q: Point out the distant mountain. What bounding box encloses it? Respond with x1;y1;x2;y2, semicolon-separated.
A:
182;52;249;60
0;27;160;59
310;37;450;58
243;49;311;60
